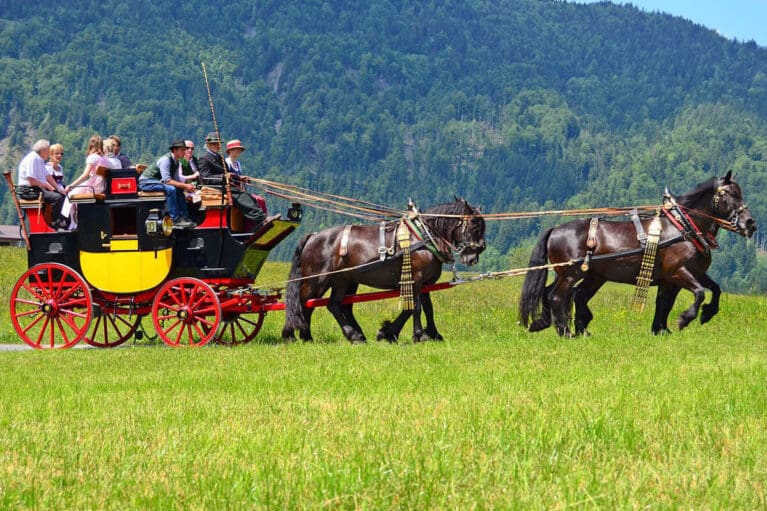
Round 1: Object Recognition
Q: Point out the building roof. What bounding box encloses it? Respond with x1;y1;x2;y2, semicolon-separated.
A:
0;225;23;241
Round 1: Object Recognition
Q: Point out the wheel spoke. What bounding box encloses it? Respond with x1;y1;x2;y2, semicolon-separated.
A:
152;278;220;347
10;264;92;349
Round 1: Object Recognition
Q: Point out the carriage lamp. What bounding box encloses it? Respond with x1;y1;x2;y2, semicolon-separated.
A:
288;202;302;222
145;209;174;237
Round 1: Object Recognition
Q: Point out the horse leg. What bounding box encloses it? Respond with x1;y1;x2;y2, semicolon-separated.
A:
340;283;365;336
411;292;428;342
651;282;680;335
326;286;366;343
376;310;413;343
573;276;604;336
698;274;721;325
421;292;443;341
671;268;707;330
298;307;315;341
528;283;554;332
550;276;576;337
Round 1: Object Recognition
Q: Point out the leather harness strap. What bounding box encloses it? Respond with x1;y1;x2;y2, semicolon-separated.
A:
662;203;709;253
631;208;647;248
339;224;352;256
580;217;599;272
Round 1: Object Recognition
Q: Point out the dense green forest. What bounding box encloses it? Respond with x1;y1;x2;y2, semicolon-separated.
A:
2;0;767;291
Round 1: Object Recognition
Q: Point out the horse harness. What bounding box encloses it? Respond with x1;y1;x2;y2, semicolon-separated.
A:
661;192;717;254
337;216;452;264
580;217;600;272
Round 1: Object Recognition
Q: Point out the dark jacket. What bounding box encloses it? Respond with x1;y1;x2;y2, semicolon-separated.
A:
198;150;227;186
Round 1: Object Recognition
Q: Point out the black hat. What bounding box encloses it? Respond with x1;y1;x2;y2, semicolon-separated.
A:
205;132;222;143
169;139;186;150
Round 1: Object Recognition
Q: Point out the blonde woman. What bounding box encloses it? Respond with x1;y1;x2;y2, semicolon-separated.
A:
103;137;122;169
45;143;66;193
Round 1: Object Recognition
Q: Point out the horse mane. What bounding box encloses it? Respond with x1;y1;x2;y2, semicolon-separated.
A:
422;199;472;236
675;176;718;208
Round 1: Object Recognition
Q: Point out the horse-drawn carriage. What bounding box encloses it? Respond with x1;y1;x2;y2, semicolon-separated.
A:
5;161;756;347
5;168;302;349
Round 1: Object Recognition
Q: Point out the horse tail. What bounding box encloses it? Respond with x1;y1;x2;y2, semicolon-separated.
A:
282;233;313;339
518;227;554;328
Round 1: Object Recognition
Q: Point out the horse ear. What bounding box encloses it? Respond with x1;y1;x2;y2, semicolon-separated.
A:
724;170;733;183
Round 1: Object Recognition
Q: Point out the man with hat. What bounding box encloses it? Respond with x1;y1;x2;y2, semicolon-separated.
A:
138;139;197;229
198;132;275;227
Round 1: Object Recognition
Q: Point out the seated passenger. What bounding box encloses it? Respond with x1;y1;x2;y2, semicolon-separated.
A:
66;134;113;196
109;134;133;169
138;139;196;230
16;139;67;230
198;132;277;228
45;143;67;194
103;137;122;169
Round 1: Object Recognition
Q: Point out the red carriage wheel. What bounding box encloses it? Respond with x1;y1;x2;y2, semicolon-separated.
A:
213;311;265;346
9;263;93;349
151;278;221;347
83;310;143;348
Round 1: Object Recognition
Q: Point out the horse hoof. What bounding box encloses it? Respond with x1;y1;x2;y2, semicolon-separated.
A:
350;338;367;345
376;331;397;343
700;305;716;324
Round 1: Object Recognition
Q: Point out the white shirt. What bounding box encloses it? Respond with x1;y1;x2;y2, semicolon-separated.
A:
17;150;48;187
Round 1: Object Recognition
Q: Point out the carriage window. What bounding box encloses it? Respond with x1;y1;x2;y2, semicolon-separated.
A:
111;206;138;236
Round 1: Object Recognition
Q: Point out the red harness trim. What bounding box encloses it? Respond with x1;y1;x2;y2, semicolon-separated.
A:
662;207;707;253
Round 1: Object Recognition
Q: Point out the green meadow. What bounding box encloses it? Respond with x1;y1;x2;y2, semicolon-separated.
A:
1;245;766;509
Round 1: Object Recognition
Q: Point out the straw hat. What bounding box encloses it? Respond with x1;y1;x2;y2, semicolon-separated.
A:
225;139;246;153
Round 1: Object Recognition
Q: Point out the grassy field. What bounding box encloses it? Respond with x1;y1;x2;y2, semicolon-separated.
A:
1;246;766;509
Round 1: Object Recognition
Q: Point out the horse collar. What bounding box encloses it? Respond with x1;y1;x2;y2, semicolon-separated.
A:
404;216;451;263
661;201;709;253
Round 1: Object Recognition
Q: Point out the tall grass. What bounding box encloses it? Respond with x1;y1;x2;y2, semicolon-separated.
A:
1;246;766;509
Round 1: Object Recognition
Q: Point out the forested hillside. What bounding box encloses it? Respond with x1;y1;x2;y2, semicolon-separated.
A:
2;0;767;291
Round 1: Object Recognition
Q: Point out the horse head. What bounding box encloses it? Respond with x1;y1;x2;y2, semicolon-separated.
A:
452;197;486;266
714;171;757;238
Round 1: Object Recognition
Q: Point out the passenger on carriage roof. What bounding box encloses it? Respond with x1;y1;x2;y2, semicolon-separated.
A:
198;132;276;227
109;135;132;169
138;139;197;230
16;139;67;230
46;143;67;194
180;140;200;183
103;137;122;169
66;135;113;195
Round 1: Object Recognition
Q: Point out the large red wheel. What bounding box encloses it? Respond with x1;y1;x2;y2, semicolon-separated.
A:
83;309;143;348
151;278;221;347
213;311;265;346
9;263;93;349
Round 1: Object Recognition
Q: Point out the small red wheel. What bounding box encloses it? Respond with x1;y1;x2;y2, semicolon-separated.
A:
10;263;93;349
151;278;221;347
213;311;265;346
83;309;142;348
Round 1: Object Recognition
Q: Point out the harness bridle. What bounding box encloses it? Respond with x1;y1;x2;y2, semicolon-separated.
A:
453;212;484;255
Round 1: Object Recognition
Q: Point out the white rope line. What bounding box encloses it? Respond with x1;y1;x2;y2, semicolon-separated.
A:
248;258;576;292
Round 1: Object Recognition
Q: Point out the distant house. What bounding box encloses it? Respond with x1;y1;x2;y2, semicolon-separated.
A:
0;225;24;247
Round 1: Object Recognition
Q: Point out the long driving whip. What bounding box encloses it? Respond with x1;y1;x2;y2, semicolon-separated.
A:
201;62;232;207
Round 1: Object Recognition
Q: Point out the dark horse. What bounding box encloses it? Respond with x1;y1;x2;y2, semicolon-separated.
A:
282;198;486;343
519;172;756;336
